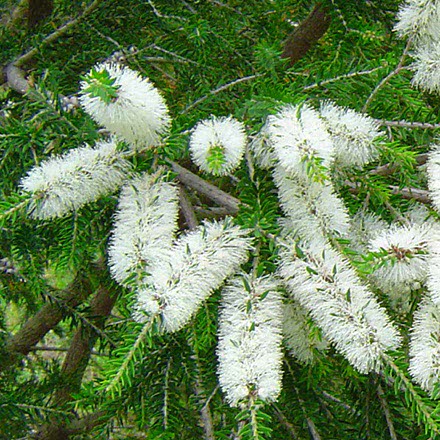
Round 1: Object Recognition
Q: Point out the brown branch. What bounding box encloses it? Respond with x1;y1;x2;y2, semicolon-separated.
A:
169;161;241;214
3;274;93;367
281;3;331;67
345;181;431;204
370;153;428;177
28;0;54;28
36;284;118;438
178;185;199;230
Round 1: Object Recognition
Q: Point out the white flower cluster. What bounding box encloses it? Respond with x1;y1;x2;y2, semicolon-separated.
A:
395;1;440;92
279;238;401;374
409;298;440;394
189;116;247;176
251;102;381;173
319;101;381;168
252;102;398;373
395;0;440;42
129;218;252;333
368;223;430;298
20;139;131;219
80;62;171;149
217;274;283;406
108;172;179;286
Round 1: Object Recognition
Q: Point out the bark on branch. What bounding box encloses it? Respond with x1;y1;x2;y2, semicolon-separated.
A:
36;284;118;439
3;274;93;368
281;3;331;67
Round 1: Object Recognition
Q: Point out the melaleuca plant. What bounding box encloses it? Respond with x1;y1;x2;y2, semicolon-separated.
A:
6;1;440;439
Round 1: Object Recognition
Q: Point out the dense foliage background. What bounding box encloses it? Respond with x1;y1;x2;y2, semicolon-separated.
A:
2;0;440;439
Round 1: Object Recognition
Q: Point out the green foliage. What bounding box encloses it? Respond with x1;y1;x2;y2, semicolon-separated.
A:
2;0;440;439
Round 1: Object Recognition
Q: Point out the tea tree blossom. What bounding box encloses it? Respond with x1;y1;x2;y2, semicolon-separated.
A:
394;0;440;42
266;104;334;178
368;223;431;296
80;62;171;149
20;139;131;219
189;116;247;176
278;236;401;374
409;298;440;394
108;172;179;286
320;101;381;168
217;274;283;406
273;166;351;241
134;219;252;333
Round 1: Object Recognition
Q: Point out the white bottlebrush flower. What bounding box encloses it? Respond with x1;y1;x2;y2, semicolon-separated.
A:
426;231;440;304
411;40;440;93
217;274;283;406
319;101;381;168
394;0;440;42
273;166;351;241
20;139;131;220
266;104;334;178
409;297;440;394
108;172;179;286
79;62;171;149
283;300;328;364
427;144;440;213
134;218;252;333
189;116;247;176
278;237;401;374
367;223;431;299
249;120;276;169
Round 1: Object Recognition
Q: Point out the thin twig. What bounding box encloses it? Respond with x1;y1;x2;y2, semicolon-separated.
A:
377;119;440;130
362;38;413;112
181;74;263;114
346;180;431;204
389;185;431;204
272;403;299;439
377;384;398;440
303;65;386;91
13;0;104;67
370;153;427;176
28;345;107;356
178;185;199;229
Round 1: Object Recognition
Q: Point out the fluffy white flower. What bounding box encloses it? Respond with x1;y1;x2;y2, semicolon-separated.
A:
283;300;328;364
266;104;334;178
249;120;276;169
273;166;351;242
217;274;283;406
409;297;440;394
134;219;252;333
189;116;247;176
79;63;171;149
20;139;131;219
368;222;430;290
426;230;440;304
411;40;440;93
108;172;179;286
278;237;401;374
319;101;381;168
394;0;440;41
427;144;440;213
